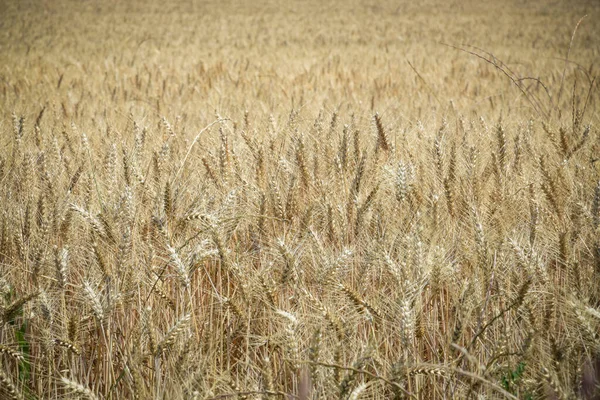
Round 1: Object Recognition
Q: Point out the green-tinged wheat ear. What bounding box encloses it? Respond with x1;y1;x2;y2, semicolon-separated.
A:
60;377;99;400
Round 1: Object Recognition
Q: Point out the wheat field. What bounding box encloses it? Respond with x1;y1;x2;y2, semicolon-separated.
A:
1;0;599;399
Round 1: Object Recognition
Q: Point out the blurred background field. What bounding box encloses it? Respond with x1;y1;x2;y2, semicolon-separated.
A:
2;0;598;126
